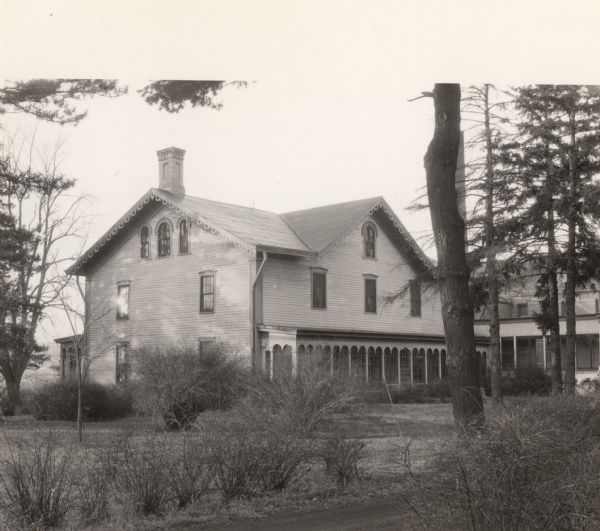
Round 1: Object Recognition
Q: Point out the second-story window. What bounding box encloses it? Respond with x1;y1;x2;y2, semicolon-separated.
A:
312;269;327;309
158;222;170;257
365;276;377;313
410;279;422;317
517;303;528;317
179;219;189;254
363;222;377;259
200;273;215;313
116;283;129;320
140;226;150;259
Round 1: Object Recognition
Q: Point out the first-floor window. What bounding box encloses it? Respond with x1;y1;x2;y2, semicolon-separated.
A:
61;347;78;380
116;343;129;383
365;276;377;313
200;273;215;313
198;337;216;354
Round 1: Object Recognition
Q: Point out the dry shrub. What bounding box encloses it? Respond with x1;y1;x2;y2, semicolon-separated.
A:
404;395;600;530
204;420;266;501
165;435;213;508
322;435;365;489
27;381;133;421
0;432;78;528
132;343;246;430
259;435;314;491
244;361;352;437
75;450;113;524
110;435;171;516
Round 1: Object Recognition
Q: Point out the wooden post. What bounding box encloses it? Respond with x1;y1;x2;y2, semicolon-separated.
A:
410;349;414;384
424;350;428;384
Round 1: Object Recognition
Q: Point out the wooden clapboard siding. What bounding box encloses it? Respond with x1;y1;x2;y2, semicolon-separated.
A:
85;205;252;384
261;215;444;336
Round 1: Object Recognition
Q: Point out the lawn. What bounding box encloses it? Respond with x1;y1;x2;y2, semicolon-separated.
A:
0;403;456;529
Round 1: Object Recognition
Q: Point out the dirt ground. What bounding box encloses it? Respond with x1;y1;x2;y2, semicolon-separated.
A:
0;403;456;530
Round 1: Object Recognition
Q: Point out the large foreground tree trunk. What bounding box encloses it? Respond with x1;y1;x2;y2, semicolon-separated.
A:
424;84;484;428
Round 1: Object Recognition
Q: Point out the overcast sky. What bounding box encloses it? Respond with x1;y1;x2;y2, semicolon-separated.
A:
2;0;600;348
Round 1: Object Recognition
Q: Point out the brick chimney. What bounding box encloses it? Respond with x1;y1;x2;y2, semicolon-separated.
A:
157;147;185;197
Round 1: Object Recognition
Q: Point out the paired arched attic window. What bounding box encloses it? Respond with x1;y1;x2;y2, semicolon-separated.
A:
140;218;190;258
362;222;377;259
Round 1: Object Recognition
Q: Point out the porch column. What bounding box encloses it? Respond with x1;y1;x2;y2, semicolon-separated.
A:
410;349;414;384
365;347;369;383
381;348;386;382
542;335;547;370
348;349;352;378
291;347;297;377
397;349;401;386
513;324;517;369
330;348;334;377
438;349;442;378
424;351;428;384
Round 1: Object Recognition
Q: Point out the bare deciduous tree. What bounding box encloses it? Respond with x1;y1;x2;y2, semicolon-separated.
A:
0;132;89;414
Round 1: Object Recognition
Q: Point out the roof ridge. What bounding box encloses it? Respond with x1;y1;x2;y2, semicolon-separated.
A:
277;211;313;250
281;195;383;216
175;189;278;216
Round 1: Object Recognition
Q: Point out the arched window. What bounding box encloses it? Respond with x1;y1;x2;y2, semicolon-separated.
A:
179;219;189;254
140;226;150;259
363;222;377;258
157;222;170;257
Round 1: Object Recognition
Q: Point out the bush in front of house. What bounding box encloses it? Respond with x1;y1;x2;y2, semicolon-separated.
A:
27;381;133;421
200;411;316;500
132;342;247;430
0;432;79;528
321;434;365;489
403;395;600;530
109;436;172;516
243;364;353;436
502;365;552;396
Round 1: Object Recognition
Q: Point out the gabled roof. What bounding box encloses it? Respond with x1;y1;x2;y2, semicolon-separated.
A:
282;197;383;252
67;188;435;276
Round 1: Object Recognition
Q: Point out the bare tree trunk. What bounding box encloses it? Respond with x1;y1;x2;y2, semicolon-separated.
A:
564;111;578;394
4;377;22;416
424;84;484;429
547;169;563;394
482;84;502;403
77;356;83;443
